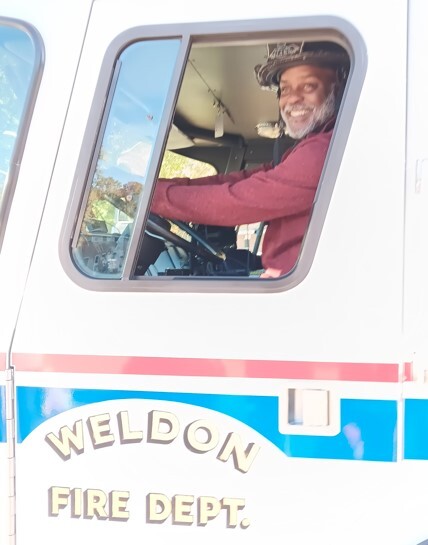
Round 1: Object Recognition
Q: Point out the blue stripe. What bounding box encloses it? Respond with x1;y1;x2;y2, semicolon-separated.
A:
0;385;5;443
404;399;428;459
16;386;397;462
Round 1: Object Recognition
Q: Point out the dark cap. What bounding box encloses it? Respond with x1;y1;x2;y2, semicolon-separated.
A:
255;41;350;90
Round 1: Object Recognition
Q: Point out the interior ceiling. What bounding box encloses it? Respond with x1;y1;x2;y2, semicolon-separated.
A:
175;43;279;142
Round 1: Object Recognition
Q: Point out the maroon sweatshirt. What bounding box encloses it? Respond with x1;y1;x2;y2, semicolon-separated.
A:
151;123;334;278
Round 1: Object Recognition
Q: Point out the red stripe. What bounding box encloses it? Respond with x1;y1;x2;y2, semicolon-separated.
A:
403;361;413;382
12;353;400;382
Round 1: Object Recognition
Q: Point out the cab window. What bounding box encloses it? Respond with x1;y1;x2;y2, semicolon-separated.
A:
0;23;37;245
72;39;181;278
69;23;358;290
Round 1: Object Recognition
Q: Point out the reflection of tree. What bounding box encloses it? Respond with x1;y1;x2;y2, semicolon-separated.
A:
0;47;20;186
82;151;214;232
83;173;143;229
0;50;19;125
160;151;216;179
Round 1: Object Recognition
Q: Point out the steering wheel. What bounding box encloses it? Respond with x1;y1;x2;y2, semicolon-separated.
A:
101;192;226;264
146;213;226;263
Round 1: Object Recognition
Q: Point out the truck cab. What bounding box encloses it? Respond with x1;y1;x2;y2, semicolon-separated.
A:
1;1;428;544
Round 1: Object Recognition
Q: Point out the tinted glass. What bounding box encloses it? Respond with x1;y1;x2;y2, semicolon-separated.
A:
0;25;35;214
73;39;181;278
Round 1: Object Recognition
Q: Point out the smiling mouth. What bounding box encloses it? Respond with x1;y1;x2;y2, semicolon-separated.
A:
286;108;313;118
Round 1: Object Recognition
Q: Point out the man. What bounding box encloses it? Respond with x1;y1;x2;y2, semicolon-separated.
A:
150;41;349;278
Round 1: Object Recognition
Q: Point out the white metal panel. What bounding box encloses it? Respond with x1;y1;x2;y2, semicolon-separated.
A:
400;2;428;544
0;2;93;544
8;1;410;544
404;0;428;353
0;372;7;545
12;0;406;363
0;0;93;365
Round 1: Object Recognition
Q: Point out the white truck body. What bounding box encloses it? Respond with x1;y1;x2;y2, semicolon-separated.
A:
1;0;428;543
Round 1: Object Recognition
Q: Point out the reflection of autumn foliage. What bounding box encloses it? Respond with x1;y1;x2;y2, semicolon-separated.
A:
160;151;216;179
83;174;143;226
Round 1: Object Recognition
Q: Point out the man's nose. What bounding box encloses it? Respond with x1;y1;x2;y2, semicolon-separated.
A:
286;90;304;104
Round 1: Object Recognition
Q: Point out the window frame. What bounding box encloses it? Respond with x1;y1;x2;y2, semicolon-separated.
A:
0;17;44;251
60;15;367;293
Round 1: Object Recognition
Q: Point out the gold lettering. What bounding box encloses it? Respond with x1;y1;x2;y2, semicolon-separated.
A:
146;493;172;523
184;420;219;453
45;421;84;460
84;489;108;519
147;411;179;444
172;495;194;524
71;488;83;518
217;432;260;473
117;411;143;444
221;497;246;527
198;496;221;525
87;413;115;449
109;490;130;521
48;486;70;516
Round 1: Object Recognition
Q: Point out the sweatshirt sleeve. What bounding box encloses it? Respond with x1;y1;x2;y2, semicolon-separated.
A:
150;131;331;226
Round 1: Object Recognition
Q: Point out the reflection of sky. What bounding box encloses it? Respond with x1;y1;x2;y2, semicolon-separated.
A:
98;39;181;183
0;26;35;196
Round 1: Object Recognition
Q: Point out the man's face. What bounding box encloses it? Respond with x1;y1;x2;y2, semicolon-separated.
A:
278;64;337;139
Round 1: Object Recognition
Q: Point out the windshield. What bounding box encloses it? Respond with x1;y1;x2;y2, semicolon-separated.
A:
0;25;35;203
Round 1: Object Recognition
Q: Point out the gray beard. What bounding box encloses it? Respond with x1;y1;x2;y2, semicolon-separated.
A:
281;88;336;140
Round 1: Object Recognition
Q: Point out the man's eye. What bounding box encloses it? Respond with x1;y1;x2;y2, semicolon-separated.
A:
280;87;290;96
304;83;317;92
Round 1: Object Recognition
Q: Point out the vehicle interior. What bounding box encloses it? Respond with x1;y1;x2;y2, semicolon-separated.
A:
137;41;294;278
74;36;346;280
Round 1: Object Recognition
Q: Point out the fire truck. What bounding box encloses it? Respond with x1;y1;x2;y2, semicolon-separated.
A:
1;0;428;543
